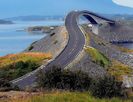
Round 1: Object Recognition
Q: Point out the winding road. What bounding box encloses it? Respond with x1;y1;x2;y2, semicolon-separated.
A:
11;10;115;89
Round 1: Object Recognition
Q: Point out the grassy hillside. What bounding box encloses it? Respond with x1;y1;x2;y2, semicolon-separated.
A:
0;52;52;81
84;46;110;68
5;91;131;102
108;60;132;81
0;52;52;69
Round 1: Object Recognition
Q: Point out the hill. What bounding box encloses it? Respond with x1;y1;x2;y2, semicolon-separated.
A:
5;15;64;21
0;19;13;24
0;91;131;102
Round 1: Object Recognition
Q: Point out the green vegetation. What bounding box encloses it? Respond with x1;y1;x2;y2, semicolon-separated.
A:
37;66;91;91
108;60;132;81
28;45;34;51
37;66;124;98
90;75;124;98
84;44;132;83
53;40;58;44
9;91;131;102
84;47;110;67
0;52;52;88
80;26;90;44
50;32;55;36
0;61;40;81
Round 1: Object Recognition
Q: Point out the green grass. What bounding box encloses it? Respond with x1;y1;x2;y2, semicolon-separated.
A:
0;52;52;81
9;91;131;102
80;26;90;45
108;60;132;81
84;43;132;81
84;47;110;68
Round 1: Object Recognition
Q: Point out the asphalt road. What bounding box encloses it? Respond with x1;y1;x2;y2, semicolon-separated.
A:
11;10;115;89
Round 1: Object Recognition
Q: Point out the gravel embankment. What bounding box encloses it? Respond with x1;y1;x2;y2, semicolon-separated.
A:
25;26;68;59
84;27;133;68
99;23;133;42
68;52;107;78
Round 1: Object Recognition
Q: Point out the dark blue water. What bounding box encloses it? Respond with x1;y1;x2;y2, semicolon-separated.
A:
0;20;64;56
114;43;133;49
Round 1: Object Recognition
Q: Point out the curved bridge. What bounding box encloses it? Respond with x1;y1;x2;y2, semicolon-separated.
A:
11;10;115;89
79;10;115;25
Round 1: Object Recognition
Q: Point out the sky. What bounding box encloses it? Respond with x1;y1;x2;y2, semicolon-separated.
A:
0;0;133;18
113;0;133;8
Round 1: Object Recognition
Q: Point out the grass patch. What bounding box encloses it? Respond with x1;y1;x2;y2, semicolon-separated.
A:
0;52;52;81
80;26;90;45
8;91;131;102
107;60;132;81
37;66;92;91
53;40;58;44
84;47;110;68
28;45;34;51
85;32;90;45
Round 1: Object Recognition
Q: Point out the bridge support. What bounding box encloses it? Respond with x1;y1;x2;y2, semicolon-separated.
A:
92;24;99;35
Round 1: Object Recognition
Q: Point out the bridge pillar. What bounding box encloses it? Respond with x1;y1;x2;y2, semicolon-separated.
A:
92;24;99;35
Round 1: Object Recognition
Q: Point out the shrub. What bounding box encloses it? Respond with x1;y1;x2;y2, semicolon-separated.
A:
36;66;92;91
107;60;132;81
53;40;58;44
90;75;124;98
50;32;55;36
0;61;40;81
28;45;34;51
0;52;52;86
0;78;10;88
37;66;62;89
0;78;12;91
37;66;125;98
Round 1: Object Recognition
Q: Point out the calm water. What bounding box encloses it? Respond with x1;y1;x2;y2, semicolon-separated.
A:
0;20;64;56
114;43;133;49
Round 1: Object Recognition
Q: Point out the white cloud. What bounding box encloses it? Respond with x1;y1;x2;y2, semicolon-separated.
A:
112;0;133;8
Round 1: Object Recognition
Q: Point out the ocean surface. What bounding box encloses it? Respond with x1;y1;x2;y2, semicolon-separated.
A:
114;43;133;50
0;20;132;57
0;20;64;56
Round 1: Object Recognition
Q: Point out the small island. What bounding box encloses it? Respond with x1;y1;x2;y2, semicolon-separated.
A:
0;19;13;24
26;26;56;33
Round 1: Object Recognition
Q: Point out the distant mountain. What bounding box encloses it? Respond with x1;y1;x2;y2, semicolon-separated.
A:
5;15;64;21
0;19;13;24
4;14;133;22
101;14;133;20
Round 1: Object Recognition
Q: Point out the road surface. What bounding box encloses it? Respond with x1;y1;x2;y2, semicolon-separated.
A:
11;10;115;89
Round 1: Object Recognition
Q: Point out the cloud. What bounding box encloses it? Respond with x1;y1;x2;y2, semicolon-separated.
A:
112;0;133;8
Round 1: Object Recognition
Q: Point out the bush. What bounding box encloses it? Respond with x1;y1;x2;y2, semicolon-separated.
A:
0;61;40;81
28;45;34;51
0;78;10;88
0;78;12;91
37;66;62;89
90;75;124;98
37;66;92;91
108;60;132;81
37;66;125;98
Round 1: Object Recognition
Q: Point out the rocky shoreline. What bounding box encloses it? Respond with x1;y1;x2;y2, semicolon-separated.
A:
25;26;68;60
25;26;57;34
24;24;133;79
